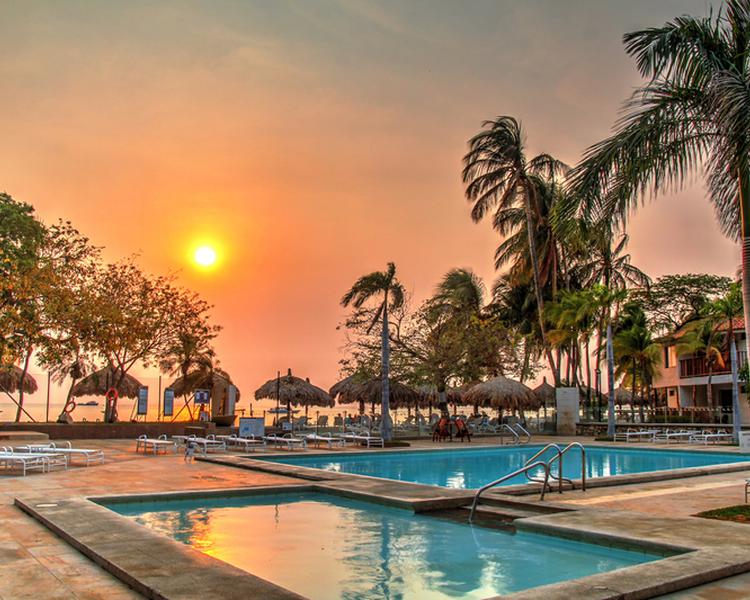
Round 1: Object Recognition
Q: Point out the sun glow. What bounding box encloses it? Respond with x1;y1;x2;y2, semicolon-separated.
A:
193;245;218;268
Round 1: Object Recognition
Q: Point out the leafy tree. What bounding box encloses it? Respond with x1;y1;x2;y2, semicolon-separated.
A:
635;274;733;334
568;0;750;365
463;116;567;384
341;263;405;441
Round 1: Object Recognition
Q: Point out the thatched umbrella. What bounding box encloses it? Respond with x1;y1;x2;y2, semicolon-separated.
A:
533;378;555;407
605;385;642;405
330;375;367;414
331;376;420;416
169;368;240;401
463;376;536;414
255;369;332;422
0;365;38;394
70;366;142;399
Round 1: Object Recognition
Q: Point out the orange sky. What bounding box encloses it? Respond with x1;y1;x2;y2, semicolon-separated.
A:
0;0;739;397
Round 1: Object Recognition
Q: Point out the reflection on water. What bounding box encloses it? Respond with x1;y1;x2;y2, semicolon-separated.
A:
110;492;656;599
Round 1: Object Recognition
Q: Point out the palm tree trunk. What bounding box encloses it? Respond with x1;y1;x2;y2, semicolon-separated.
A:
15;348;32;422
630;357;637;423
523;184;558;385
606;320;616;437
520;340;531;384
731;335;741;441
381;301;393;442
585;338;592;420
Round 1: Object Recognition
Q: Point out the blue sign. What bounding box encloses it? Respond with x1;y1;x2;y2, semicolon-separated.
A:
163;388;174;417
194;389;210;405
137;386;148;415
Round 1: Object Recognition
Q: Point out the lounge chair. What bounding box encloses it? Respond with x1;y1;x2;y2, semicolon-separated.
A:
136;434;178;454
305;433;345;449
337;432;384;448
17;441;104;466
689;430;735;445
0;447;67;474
653;430;699;444
188;436;227;454
218;434;267;452
613;429;658;442
263;434;308;450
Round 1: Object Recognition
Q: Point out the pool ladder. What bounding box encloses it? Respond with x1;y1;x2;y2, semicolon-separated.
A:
499;423;532;446
467;442;586;524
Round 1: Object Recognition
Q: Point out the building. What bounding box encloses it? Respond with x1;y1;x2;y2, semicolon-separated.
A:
653;317;749;422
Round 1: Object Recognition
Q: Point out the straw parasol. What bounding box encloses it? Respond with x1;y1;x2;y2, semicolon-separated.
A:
255;369;333;419
70;366;143;399
605;385;643;405
533;378;555;407
463;376;537;413
331;376;420;414
168;368;241;401
330;375;367;414
0;365;38;395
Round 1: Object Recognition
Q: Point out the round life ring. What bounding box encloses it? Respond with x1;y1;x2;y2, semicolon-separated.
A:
105;388;119;402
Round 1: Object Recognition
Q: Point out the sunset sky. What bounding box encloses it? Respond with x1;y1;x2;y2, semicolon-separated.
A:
0;0;739;399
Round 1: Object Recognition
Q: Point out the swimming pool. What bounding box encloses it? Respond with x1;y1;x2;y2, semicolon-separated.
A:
103;491;661;599
261;445;750;489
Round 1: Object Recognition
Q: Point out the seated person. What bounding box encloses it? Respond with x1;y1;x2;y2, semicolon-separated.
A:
455;417;472;442
433;417;452;442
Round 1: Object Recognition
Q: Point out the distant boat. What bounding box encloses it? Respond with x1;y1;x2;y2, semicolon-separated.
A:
80;400;99;406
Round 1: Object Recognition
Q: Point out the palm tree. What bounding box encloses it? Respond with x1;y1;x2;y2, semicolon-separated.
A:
159;331;216;420
568;0;750;365
708;283;743;437
463;116;567;384
342;262;405;441
677;320;725;411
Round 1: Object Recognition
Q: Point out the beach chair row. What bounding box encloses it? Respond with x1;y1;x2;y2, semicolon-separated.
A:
0;442;104;476
614;428;735;445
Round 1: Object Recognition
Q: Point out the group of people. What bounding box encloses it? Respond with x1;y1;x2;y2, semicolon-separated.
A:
432;415;472;442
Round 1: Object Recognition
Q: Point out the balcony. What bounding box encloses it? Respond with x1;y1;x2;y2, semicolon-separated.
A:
679;351;747;379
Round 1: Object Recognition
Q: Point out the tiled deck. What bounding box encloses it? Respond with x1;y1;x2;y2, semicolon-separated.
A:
4;436;750;598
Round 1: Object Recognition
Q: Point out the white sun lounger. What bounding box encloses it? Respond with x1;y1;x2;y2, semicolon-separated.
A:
17;442;104;466
263;434;307;451
337;432;384;448
0;447;67;474
136;435;178;454
613;429;658;443
653;430;699;444
689;431;735;445
212;435;266;452
305;433;345;449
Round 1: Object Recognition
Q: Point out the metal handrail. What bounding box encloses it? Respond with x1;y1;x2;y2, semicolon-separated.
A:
547;442;586;492
499;424;520;445
524;443;563;494
468;461;550;523
512;422;532;444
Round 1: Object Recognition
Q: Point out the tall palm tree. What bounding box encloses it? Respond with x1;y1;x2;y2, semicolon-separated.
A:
342;262;405;441
568;0;750;363
463;116;567;384
159;331;217;420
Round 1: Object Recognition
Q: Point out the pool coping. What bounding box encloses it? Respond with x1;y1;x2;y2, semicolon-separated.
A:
15;477;750;600
197;443;750;498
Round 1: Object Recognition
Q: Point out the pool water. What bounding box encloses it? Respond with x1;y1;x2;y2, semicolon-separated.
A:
261;445;749;489
104;492;660;599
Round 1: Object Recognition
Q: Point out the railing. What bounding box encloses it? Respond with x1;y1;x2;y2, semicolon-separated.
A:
524;443;563;494
468;461;551;524
547;442;586;492
679;351;747;378
513;422;532;444
499;424;520;445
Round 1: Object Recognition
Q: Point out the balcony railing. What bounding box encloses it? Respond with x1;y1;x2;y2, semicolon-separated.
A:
679;351;747;379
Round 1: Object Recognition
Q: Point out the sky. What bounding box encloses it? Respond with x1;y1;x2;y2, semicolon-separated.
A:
0;0;739;400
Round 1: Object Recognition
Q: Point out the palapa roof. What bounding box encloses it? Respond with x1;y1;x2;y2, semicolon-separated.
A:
605;385;643;403
330;376;420;408
70;366;143;399
463;376;540;410
0;365;38;394
255;369;333;408
532;379;555;405
168;368;240;400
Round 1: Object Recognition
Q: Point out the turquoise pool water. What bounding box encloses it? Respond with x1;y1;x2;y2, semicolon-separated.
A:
104;492;660;599
261;445;749;489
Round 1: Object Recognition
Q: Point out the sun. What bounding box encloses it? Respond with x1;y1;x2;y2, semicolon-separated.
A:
193;245;217;268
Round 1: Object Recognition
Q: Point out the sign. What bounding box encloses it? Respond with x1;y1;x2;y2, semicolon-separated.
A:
194;389;210;405
556;387;579;436
163;388;175;417
137;386;148;415
226;384;237;415
239;417;265;439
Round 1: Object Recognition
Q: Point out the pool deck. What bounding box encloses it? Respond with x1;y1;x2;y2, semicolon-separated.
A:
5;435;750;599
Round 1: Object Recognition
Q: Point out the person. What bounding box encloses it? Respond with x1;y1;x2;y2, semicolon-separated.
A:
433;417;451;442
455;417;471;443
184;440;197;463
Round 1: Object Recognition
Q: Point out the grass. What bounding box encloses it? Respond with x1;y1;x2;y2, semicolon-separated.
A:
696;504;750;524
